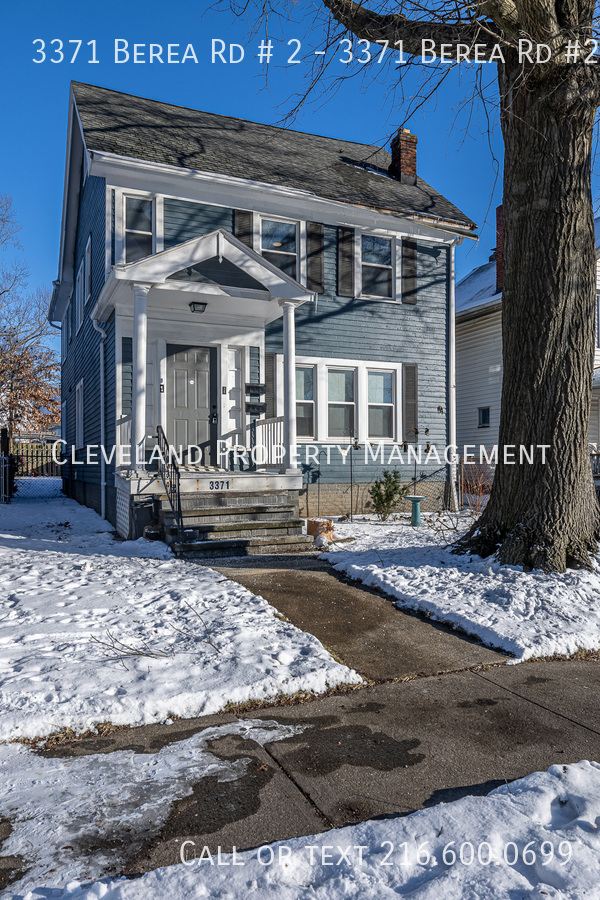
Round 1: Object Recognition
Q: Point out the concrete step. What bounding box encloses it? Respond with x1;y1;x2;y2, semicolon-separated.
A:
165;520;305;542
173;534;316;559
160;504;297;526
157;491;293;511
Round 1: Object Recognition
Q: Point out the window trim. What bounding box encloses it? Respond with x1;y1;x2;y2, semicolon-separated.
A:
123;193;155;264
75;379;84;450
357;231;400;302
327;366;357;440
258;215;302;281
75;261;84;333
478;406;491;429
85;235;92;306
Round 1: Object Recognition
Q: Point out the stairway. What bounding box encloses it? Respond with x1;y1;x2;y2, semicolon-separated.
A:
157;489;316;558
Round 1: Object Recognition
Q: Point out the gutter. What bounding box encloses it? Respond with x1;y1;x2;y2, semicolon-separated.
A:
448;238;460;512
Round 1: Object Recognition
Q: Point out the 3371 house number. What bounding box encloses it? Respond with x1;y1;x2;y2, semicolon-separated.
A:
209;480;230;490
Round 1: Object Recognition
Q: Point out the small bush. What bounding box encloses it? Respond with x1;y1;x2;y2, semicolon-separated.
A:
369;469;410;521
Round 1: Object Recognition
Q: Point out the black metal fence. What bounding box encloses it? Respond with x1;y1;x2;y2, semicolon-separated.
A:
12;446;62;478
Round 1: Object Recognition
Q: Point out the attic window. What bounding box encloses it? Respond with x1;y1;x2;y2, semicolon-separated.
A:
125;197;153;263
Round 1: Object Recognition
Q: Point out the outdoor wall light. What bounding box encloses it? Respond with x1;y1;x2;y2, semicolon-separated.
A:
189;301;207;314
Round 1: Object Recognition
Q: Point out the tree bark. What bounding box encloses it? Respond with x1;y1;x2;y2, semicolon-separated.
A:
457;54;600;572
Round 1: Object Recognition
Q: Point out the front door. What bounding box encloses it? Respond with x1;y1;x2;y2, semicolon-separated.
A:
166;344;218;465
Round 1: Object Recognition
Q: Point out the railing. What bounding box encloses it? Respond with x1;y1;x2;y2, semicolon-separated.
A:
156;425;184;543
249;416;285;468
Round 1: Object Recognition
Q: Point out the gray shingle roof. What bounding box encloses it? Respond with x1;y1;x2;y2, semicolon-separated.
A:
72;82;475;230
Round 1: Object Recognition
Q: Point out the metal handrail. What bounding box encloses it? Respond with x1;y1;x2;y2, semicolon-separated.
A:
156;426;184;544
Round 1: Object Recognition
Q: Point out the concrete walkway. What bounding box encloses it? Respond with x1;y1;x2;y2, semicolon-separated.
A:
28;659;600;880
211;555;505;680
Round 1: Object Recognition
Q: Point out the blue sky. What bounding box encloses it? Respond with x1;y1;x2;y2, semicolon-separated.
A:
1;0;541;295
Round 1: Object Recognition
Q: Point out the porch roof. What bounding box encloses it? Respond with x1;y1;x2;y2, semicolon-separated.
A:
91;229;314;324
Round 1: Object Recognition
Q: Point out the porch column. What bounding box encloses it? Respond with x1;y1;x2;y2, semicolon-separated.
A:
131;282;151;471
281;300;298;472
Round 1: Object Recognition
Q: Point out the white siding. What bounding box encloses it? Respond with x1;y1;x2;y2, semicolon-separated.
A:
456;310;503;453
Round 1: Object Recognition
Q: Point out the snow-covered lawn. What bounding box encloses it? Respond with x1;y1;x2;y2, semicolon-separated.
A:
17;759;600;899
324;517;600;662
0;483;360;742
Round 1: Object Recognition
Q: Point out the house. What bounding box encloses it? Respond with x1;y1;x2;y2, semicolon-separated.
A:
456;208;600;459
49;82;475;550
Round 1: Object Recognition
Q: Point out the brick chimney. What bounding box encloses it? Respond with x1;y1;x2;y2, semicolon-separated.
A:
495;205;503;294
388;128;418;186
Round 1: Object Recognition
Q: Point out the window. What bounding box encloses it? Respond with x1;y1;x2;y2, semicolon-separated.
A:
75;261;84;332
478;406;490;428
296;366;315;438
361;234;393;298
261;219;297;277
75;380;84;449
85;236;92;305
125;196;153;263
328;369;355;438
368;371;394;439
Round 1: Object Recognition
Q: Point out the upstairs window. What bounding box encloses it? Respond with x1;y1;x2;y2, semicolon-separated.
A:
296;366;315;439
361;234;393;298
261;219;297;277
125;197;153;263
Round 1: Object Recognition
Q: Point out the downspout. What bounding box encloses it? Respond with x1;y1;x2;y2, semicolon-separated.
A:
92;318;107;520
448;238;461;512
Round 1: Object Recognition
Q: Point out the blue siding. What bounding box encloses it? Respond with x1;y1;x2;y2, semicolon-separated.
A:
60;175;109;513
266;227;449;484
163;199;233;248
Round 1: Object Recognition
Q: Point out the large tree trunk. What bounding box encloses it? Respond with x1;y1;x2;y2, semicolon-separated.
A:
457;54;600;572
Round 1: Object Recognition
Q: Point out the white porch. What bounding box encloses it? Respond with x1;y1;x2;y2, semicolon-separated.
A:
91;229;313;496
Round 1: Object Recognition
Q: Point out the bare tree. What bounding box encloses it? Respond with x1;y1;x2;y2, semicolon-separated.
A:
0;194;53;352
224;0;600;572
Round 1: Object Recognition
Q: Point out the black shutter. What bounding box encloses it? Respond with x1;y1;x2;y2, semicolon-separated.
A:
402;239;418;304
265;353;276;419
307;222;324;293
403;364;418;442
337;227;355;297
233;210;253;248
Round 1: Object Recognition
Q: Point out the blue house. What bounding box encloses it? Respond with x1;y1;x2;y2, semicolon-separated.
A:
49;82;475;553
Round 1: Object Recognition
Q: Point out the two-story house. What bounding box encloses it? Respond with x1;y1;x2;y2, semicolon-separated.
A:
49;82;475;552
456;207;600;455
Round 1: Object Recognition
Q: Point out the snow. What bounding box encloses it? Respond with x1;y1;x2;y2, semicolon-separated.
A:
16;759;600;899
0;484;361;742
455;259;498;314
0;718;306;896
324;518;600;662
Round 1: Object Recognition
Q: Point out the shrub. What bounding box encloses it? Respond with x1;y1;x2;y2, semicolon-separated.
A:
368;469;410;521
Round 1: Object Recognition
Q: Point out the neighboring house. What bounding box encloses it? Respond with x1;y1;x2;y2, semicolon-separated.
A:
49;82;475;545
456;208;600;454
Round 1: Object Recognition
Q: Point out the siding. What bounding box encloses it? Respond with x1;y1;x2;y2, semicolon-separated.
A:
60;175;108;510
163;199;233;249
455;310;503;453
266;227;450;483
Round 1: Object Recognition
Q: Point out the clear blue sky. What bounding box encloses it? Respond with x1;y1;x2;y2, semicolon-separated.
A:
1;0;578;296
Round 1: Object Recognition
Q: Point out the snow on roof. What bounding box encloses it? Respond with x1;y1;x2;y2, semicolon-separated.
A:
457;215;600;317
455;259;498;315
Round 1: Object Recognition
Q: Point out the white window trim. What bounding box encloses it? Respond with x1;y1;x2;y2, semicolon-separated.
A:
356;230;402;303
257;214;303;284
122;191;156;264
75;261;84;333
283;355;403;444
85;236;92;307
75;379;84;450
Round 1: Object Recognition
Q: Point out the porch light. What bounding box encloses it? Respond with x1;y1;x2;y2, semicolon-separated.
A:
189;301;207;314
